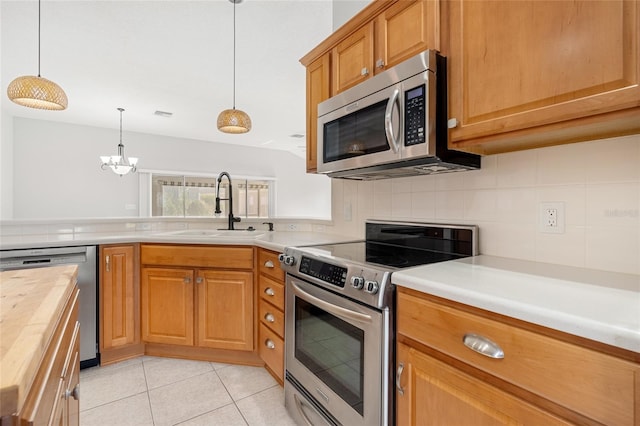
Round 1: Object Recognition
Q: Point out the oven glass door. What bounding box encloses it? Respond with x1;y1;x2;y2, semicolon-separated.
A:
295;296;365;414
286;276;388;426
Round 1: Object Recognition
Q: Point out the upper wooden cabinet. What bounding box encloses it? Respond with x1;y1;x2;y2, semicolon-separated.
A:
305;54;330;173
374;0;440;73
445;0;640;154
331;23;374;95
300;0;440;172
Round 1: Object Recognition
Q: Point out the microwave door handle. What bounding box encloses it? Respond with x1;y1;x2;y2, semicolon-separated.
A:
291;280;373;324
385;88;401;153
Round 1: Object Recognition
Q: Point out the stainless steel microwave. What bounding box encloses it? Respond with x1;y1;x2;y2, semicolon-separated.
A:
317;50;480;180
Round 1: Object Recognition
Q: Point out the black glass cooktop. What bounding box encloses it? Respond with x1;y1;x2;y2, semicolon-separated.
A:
304;222;477;270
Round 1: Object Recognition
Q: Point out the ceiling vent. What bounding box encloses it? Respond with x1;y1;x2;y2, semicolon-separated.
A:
154;110;173;118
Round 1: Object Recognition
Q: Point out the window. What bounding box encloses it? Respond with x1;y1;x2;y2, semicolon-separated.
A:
149;173;272;218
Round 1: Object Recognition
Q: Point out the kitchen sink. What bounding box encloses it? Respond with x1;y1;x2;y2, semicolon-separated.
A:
157;229;263;238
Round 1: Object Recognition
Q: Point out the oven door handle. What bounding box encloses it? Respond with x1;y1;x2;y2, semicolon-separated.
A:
292;281;373;324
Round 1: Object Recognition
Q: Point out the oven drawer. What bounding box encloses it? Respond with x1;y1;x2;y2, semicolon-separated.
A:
259;323;284;382
259;276;285;309
259;299;284;338
258;249;284;281
397;290;638;426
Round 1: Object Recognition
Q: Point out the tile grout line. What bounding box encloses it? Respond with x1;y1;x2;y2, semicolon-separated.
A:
211;366;251;426
141;357;157;426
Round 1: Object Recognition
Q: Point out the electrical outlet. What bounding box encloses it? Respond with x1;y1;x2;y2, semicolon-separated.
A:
287;224;298;231
539;202;565;234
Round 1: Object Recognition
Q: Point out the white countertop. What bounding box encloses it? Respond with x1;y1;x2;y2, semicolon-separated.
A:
392;255;640;353
0;230;352;253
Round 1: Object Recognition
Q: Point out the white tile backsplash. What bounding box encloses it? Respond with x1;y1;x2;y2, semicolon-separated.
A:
329;135;640;274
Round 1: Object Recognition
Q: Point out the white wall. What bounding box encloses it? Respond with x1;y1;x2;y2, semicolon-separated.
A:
327;135;640;275
332;0;370;31
0;111;13;219
8;117;331;219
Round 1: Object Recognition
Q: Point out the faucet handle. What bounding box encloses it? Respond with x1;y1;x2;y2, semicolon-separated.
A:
232;216;241;223
262;222;274;231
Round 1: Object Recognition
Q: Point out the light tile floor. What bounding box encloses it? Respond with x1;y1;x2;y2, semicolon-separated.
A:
79;356;298;426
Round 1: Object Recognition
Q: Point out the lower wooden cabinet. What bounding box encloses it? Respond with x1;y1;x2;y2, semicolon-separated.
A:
257;248;286;384
140;244;255;353
99;244;143;365
396;288;640;425
396;343;570;426
16;286;80;426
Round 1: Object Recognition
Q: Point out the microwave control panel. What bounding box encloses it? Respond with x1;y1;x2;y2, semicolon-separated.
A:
404;84;426;146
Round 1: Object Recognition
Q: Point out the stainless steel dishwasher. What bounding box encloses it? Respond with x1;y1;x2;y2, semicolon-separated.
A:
0;246;98;368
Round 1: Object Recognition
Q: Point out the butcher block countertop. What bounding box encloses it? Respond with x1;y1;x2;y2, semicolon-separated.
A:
0;265;78;418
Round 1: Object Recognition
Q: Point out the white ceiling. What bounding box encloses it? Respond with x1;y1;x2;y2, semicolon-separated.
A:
1;0;336;157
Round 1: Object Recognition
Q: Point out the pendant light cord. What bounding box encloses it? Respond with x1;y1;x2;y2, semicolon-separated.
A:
232;0;236;110
37;0;41;77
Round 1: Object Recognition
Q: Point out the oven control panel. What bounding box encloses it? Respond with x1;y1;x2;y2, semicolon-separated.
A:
299;256;347;288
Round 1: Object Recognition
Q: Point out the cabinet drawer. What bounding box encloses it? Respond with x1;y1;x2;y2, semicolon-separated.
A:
397;290;639;426
259;299;285;338
259;323;284;383
259;276;285;310
141;244;253;269
257;249;284;281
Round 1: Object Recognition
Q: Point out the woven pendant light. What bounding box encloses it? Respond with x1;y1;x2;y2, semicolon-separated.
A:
217;0;251;134
7;0;68;110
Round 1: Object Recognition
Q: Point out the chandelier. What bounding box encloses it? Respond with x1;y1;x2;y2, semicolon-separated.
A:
100;108;138;176
217;0;251;133
6;0;68;110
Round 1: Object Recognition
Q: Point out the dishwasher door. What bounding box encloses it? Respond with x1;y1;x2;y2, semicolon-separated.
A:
0;246;98;368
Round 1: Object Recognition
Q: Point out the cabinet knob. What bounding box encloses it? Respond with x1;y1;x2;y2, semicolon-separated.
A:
264;313;275;323
361;67;369;76
264;287;275;296
65;384;80;401
184;277;191;284
264;260;275;268
265;339;276;349
195;277;203;284
447;118;459;129
375;59;385;68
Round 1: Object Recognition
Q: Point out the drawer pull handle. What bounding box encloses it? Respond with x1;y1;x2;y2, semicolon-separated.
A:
264;313;275;323
264;260;275;268
463;333;505;359
264;287;275;296
396;362;405;396
265;339;276;349
65;384;80;400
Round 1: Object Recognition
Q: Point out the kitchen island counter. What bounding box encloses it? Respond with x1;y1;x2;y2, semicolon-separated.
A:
0;265;78;419
392;255;640;354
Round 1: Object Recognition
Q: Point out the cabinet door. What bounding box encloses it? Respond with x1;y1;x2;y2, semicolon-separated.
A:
100;245;137;350
446;0;640;154
196;269;253;351
374;0;439;74
396;343;571;426
306;53;330;173
331;23;374;95
141;267;195;346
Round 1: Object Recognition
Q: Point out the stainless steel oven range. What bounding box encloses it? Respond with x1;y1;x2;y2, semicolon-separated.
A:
279;221;478;426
